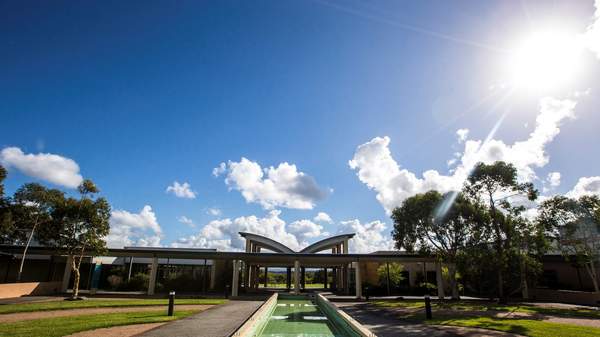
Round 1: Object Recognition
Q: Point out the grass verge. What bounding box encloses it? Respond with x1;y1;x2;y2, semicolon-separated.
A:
429;316;600;337
0;310;198;337
371;300;600;319
0;298;227;314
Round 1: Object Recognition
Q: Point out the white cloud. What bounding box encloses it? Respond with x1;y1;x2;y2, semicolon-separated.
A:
0;147;83;188
207;208;222;216
107;205;162;248
456;128;470;143
215;158;327;210
582;0;600;59
166;181;196;199
350;96;577;214
567;176;600;198
337;219;394;253
177;215;196;228
172;210;302;251
313;211;333;224
172;209;390;253
543;172;561;193
212;162;226;177
288;219;325;243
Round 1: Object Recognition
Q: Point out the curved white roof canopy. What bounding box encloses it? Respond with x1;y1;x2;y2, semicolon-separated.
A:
299;233;355;253
239;232;355;254
239;232;295;253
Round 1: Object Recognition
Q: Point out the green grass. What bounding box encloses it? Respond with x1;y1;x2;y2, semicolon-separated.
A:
371;299;600;319
0;310;198;337
429;316;600;337
0;298;227;314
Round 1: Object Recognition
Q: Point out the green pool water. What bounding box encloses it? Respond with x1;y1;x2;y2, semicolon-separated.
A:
257;297;348;337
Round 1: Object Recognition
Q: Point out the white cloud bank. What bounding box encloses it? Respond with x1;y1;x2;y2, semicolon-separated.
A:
0;147;83;188
107;205;162;248
172;209;390;253
350;96;577;214
567;176;600;198
166;181;196;199
214;158;328;210
172;210;303;251
338;219;394;253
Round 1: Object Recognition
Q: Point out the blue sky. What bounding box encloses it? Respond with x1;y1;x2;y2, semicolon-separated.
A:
1;0;600;252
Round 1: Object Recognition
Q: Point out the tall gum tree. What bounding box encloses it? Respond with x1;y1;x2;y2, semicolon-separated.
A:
392;190;488;299
47;180;110;299
12;183;64;282
464;161;538;303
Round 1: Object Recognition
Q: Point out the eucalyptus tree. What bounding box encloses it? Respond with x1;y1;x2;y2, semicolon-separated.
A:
392;190;488;299
464;161;538;302
0;165;12;242
11;183;65;281
47;179;110;299
537;195;600;293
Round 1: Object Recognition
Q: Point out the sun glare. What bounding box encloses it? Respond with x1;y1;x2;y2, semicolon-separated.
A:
507;30;583;92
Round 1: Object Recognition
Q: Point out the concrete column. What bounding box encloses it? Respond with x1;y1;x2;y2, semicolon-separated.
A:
331;267;337;291
354;262;362;299
147;256;158;295
436;261;445;300
127;256;134;282
293;260;300;294
232;260;240;297
61;255;73;292
264;267;268;288
210;262;217;290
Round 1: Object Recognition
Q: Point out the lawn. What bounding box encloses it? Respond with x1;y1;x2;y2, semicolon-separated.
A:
371;299;600;337
371;299;600;319
0;310;198;337
0;298;227;314
429;316;600;337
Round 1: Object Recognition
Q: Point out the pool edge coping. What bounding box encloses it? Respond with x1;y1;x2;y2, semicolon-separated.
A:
316;293;378;337
230;293;278;337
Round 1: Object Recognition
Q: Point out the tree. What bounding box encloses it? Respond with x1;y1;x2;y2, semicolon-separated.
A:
0;165;13;242
47;179;110;299
376;262;404;293
11;183;65;281
464;161;538;302
392;190;488;299
537;195;600;293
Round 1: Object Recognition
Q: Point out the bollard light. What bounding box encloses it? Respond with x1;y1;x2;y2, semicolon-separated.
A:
424;295;432;320
168;291;175;316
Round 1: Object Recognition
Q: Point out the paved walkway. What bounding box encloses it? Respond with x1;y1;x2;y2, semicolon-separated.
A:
139;300;263;337
335;302;524;337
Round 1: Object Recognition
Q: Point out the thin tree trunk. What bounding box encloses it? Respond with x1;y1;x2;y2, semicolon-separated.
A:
448;263;459;300
17;218;38;282
489;192;505;303
520;257;529;300
71;256;80;298
584;261;599;293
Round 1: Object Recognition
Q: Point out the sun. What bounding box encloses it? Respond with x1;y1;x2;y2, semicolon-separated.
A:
507;30;583;92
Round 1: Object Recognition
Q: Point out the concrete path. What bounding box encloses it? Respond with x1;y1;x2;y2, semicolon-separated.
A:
139;300;263;337
335;302;524;337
